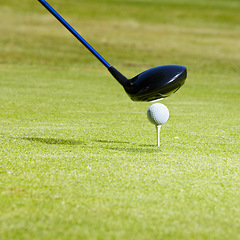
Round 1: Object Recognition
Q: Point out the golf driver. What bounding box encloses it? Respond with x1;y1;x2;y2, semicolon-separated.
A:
38;0;187;102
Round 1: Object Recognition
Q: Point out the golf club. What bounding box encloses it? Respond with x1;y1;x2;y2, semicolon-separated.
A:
38;0;187;102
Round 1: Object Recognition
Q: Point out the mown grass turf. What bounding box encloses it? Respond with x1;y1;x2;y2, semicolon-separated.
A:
0;0;240;239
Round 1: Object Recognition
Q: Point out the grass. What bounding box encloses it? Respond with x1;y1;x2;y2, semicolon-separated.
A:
0;0;240;239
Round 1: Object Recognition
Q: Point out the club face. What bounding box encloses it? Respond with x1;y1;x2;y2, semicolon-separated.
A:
124;65;187;102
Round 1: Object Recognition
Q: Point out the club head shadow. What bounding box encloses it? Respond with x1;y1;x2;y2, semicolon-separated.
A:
108;65;187;102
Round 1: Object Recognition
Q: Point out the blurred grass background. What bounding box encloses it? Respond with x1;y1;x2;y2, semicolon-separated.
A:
0;0;240;239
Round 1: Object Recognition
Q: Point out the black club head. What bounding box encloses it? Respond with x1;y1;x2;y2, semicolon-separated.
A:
109;65;187;102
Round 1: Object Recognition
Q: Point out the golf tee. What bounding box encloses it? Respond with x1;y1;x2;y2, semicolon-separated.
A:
156;125;161;147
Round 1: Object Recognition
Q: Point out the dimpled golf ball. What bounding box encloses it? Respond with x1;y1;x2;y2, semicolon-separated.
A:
147;103;169;125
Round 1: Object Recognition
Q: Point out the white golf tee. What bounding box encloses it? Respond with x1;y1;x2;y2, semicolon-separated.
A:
156;125;161;147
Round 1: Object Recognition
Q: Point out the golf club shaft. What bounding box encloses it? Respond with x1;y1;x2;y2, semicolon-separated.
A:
38;0;111;68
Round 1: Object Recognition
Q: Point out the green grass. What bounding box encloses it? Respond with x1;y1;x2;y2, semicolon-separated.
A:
0;0;240;239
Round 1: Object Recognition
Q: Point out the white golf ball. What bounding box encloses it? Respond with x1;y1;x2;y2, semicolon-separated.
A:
147;103;169;125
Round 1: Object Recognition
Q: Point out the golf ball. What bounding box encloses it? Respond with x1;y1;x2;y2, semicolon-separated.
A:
147;103;169;125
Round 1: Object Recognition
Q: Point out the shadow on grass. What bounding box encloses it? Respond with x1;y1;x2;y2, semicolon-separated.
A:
21;137;85;145
20;137;160;153
94;139;160;153
94;139;130;144
106;146;161;153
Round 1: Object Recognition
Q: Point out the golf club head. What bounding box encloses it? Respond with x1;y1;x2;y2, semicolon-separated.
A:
37;1;187;102
108;65;187;102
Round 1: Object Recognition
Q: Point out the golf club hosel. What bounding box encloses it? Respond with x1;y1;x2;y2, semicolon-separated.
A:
108;66;129;86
